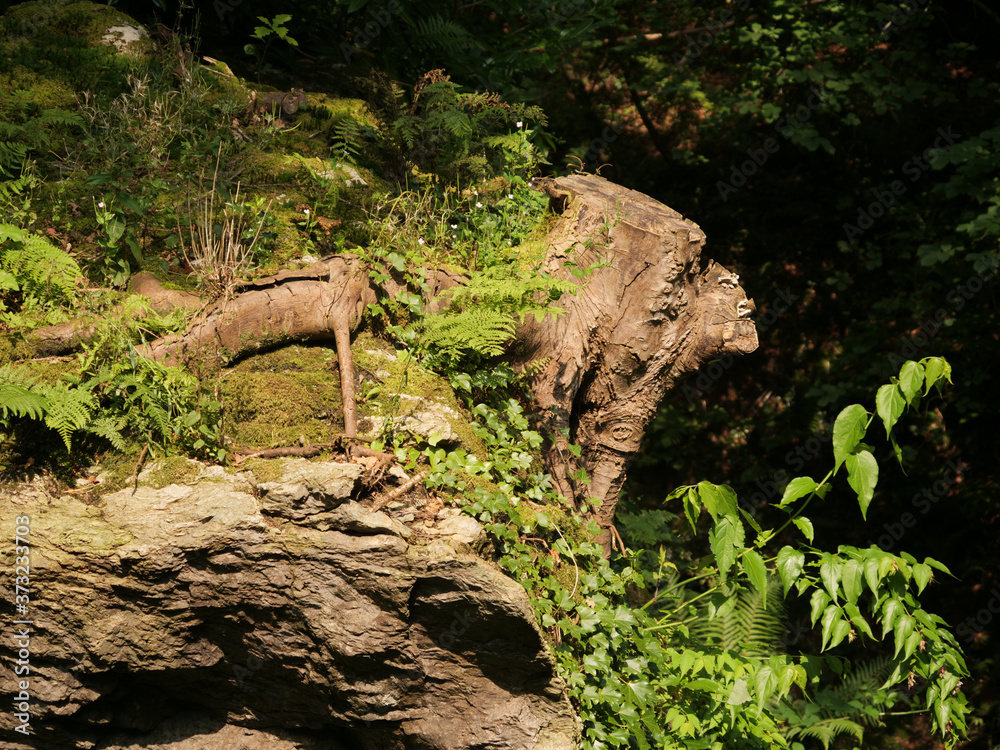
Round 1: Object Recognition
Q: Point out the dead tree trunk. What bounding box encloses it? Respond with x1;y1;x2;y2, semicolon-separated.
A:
516;175;759;550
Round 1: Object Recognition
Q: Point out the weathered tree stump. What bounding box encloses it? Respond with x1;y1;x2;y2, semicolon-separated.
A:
517;175;758;549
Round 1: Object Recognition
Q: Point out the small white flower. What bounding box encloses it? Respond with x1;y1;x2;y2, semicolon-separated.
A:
418;238;425;245
97;201;105;208
304;209;310;215
516;121;523;128
476;201;483;208
450;223;458;229
507;193;513;199
452;234;457;239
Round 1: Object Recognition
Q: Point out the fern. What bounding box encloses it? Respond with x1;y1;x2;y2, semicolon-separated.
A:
40;382;96;451
776;655;899;748
85;414;128;451
0;365;48;420
0;223;83;307
422;266;578;361
691;577;788;656
0;108;82;176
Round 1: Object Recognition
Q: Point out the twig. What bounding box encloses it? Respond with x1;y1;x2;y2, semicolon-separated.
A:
130;443;149;493
371;470;428;513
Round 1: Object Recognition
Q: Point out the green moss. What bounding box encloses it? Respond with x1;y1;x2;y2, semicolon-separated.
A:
221;344;344;449
239;457;286;484
142;455;202;488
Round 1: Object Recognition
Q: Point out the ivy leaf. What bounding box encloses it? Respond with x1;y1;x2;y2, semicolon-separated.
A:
876;383;906;438
777;546;805;595
792;516;814;543
832;404;869;473
845;449;879;519
899;360;925;405
742;549;768;602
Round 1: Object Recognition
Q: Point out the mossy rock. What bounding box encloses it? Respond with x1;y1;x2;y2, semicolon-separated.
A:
220;344;345;450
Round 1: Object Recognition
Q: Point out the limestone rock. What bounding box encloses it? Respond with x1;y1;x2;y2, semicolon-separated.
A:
0;461;579;749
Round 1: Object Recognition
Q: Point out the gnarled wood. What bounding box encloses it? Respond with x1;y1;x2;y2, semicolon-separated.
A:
517;175;758;549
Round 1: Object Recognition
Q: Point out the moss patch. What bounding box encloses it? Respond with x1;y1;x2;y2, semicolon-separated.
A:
221;344;344;449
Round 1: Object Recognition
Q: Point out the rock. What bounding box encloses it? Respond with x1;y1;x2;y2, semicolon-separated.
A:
0;460;579;749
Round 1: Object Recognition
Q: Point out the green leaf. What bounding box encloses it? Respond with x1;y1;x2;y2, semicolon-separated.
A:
899;361;925;405
845;449;878;519
844;602;874;639
698;481;737;520
726;678;751;705
776;546;805;595
686;678;721;693
792;516;814;543
742;549;768;601
922;357;948;393
709;515;745;583
923;556;954;577
832;404;869;473
682;488;701;531
820;558;842;601
841;559;863;605
810;589;831;625
876;383;906;438
777;476;818;508
912;562;933;593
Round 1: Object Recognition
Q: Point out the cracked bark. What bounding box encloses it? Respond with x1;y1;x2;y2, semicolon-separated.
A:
517;175;758;551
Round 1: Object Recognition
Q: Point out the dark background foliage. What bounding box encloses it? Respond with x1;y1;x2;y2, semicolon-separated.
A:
37;0;999;744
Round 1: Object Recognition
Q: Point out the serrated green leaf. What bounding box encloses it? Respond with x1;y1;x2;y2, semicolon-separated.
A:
922;357;946;394
742;549;768;602
845;449;878;519
912;562;932;593
727;678;751;705
777;476;818;508
682;488;701;532
820;558;842;601
832;404;869;473
842;559;863;605
899;361;925;405
777;546;806;596
810;589;831;625
709;515;744;583
876;383;906;438
792;515;814;543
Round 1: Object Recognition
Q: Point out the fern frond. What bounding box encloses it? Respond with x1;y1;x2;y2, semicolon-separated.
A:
785;717;864;749
692;577;787;655
86;414;128;451
0;365;48;420
0;223;83;305
40;382;95;451
423;307;516;358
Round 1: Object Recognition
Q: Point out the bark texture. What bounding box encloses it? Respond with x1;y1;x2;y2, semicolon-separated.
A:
0;460;579;750
517;175;758;543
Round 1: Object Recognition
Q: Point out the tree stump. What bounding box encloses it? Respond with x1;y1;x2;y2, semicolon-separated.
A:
517;175;759;550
